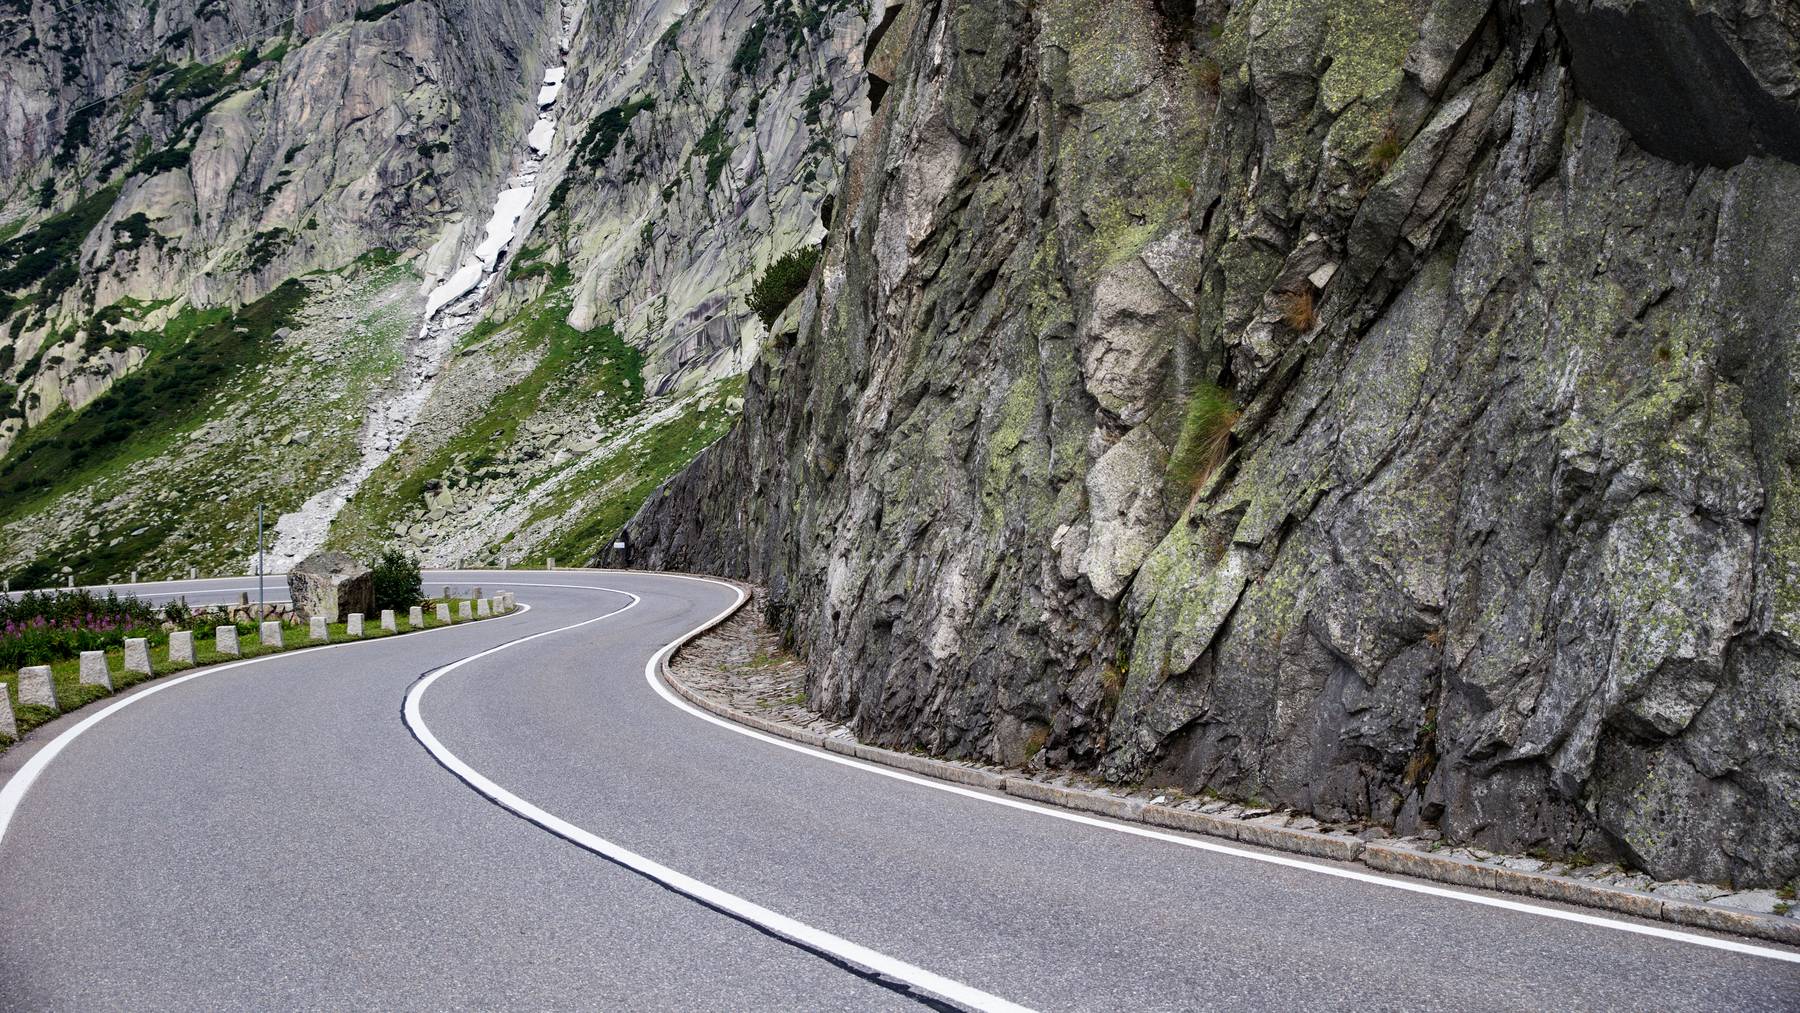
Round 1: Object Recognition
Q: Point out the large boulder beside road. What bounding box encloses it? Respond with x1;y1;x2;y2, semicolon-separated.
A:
287;552;373;624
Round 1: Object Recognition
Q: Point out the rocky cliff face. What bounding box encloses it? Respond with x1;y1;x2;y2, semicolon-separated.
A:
504;0;868;393
623;0;1800;888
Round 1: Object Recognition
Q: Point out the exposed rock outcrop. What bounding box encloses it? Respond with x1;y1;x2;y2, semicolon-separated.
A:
287;550;373;623
622;0;1800;888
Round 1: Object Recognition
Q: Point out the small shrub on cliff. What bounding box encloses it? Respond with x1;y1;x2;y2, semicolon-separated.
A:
1195;57;1222;95
371;549;423;612
1363;122;1404;177
1169;382;1242;493
748;245;821;329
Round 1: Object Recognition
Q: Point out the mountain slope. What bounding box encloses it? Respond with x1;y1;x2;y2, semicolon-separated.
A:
0;0;872;577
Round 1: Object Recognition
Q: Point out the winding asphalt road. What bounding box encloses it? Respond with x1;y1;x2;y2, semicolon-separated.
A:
2;571;1797;1011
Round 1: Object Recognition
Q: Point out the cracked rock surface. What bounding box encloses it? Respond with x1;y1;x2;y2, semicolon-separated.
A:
625;0;1800;888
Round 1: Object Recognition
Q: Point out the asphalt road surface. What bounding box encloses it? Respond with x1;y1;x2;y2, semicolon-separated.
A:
2;571;1796;1011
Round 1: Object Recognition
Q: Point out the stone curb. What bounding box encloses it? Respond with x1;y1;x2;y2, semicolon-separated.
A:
656;577;1800;950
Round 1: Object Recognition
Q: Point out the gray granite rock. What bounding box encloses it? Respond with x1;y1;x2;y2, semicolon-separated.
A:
309;617;328;642
618;0;1800;887
287;552;373;624
216;626;240;657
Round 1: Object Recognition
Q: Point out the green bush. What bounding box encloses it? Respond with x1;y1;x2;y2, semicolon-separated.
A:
747;245;821;329
371;549;422;612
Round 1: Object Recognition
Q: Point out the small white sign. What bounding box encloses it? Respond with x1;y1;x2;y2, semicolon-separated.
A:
612;541;626;550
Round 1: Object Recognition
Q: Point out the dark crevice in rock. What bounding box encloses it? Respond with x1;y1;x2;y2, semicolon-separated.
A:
1555;0;1800;168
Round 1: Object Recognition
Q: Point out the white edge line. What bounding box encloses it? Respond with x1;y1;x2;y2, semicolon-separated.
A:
636;574;1800;968
0;601;533;847
402;580;1035;1013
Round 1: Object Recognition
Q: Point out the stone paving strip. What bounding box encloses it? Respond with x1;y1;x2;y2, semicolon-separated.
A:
665;581;1800;949
0;594;519;751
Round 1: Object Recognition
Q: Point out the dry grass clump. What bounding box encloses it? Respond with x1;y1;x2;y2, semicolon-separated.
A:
1278;287;1316;333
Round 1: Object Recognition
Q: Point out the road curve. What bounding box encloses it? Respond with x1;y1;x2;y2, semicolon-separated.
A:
1;571;1796;1011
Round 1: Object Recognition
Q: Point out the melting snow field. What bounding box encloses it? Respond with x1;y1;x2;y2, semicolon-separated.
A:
261;10;578;570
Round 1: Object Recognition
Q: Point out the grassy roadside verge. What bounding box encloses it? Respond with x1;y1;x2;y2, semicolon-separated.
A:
0;597;515;750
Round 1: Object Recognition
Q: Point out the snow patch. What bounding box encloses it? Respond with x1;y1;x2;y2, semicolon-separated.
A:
528;119;556;155
425;262;484;317
474;186;536;267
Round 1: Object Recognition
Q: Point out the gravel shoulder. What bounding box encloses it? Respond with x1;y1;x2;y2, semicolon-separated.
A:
669;585;1800;947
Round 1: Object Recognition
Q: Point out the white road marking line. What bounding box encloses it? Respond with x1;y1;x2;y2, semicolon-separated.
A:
402;582;1034;1013
0;600;531;847
635;573;1800;968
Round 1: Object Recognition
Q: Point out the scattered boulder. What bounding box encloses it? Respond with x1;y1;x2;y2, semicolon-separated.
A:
287;551;374;623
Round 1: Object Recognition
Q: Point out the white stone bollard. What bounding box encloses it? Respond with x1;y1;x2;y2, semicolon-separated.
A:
409;605;424;628
17;666;57;712
441;586;451;601
436;603;452;623
168;630;194;665
130;570;139;583
310;616;328;642
124;638;152;675
261;620;283;647
188;566;197;580
380;609;396;632
79;650;112;690
547;557;556;570
217;625;241;656
458;600;473;620
0;690;15;739
472;586;482;599
476;598;492;617
347;613;364;637
66;575;74;588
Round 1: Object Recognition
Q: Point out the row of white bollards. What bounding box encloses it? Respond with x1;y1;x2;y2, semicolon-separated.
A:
3;594;517;738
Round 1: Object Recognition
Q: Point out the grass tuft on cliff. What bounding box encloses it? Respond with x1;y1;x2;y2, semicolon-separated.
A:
1169;382;1241;493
